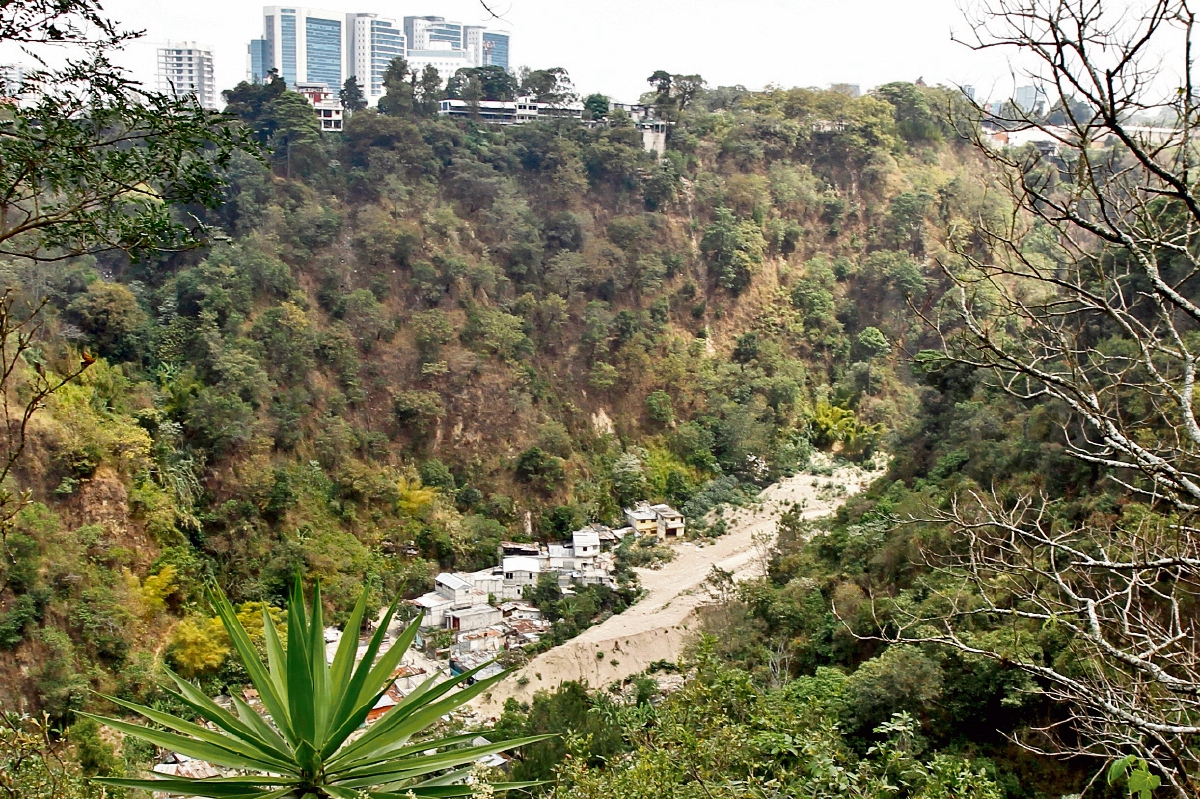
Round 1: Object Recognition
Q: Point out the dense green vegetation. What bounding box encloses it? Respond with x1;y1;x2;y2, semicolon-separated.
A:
0;68;1002;789
4;70;955;707
10;1;1199;796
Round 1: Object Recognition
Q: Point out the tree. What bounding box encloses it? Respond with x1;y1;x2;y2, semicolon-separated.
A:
855;327;890;393
0;713;92;799
0;0;251;540
377;56;414;116
701;207;765;294
445;66;517;101
583;92;609;120
415;65;442;117
223;71;287;143
460;74;483;118
647;70;673;106
515;447;565;493
271;91;324;178
646;70;706;121
887;1;1200;794
646;390;675;426
872;81;946;142
340;75;367;113
90;577;547;798
520;67;577;105
611;451;648;507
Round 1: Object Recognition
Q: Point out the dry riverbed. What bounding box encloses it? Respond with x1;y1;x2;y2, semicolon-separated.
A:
471;457;886;717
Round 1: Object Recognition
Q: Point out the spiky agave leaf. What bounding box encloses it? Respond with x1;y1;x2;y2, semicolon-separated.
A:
91;575;551;798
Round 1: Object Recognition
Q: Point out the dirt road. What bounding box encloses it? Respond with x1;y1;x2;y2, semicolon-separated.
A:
471;459;884;717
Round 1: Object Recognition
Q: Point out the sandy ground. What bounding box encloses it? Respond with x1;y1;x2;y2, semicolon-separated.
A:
470;459;885;718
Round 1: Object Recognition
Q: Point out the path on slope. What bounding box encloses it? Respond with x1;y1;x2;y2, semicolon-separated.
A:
471;460;884;718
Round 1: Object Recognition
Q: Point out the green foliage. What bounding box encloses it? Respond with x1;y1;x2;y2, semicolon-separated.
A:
811;402;883;457
0;41;1059;793
548;644;1001;799
446;66;518;101
418;459;455;491
646;390;675;425
1108;756;1162;799
393;390;443;436
520;67;577;105
92;577;547;798
856;327;889;358
0;591;48;649
611;450;649;507
515;447;566;493
0;713;93;799
583;93;609;120
701;207;765;293
339;76;367;113
2;55;252;261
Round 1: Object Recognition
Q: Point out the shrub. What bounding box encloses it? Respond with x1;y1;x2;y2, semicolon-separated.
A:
646;390;674;425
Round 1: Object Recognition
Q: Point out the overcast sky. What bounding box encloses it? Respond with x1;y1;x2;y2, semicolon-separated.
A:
91;0;1016;102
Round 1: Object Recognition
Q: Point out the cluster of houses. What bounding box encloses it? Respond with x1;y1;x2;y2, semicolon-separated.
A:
409;501;685;672
148;502;686;791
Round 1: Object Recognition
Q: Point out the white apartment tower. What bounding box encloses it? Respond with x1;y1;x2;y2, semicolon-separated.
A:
156;42;217;110
262;6;346;89
346;13;405;105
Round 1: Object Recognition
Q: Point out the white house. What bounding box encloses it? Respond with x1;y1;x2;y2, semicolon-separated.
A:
572;528;601;561
502;555;542;594
412;572;488;627
445;604;503;633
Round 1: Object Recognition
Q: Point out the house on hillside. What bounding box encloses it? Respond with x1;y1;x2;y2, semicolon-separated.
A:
412;572;489;627
445;603;504;633
572;528;601;562
624;502;659;535
502;555;542;595
500;541;541;557
624;501;686;542
153;753;223;790
651;504;685;541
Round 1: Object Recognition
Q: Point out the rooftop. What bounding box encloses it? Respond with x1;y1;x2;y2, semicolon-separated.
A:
436;572;474;592
572;529;601;547
503;555;541;573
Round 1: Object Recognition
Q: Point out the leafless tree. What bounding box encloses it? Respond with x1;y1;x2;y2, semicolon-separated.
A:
885;0;1200;794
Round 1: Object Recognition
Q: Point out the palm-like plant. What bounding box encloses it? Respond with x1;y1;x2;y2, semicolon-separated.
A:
86;578;548;798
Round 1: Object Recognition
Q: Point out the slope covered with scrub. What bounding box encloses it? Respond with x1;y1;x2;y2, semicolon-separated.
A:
2;76;1005;764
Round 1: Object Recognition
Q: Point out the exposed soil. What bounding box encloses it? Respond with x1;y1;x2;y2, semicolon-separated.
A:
471;458;885;717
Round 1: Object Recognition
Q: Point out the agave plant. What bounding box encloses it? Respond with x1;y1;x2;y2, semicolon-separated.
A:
86;578;548;798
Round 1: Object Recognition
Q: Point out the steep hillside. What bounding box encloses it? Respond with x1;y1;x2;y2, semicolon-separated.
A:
0;80;987;725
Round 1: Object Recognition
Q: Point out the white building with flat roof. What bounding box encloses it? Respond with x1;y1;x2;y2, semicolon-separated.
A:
404;43;470;83
412;572;489;627
437;95;584;125
157;42;217;109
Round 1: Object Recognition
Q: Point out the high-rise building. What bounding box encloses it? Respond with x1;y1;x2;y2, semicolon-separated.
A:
248;38;269;83
346;13;405;104
481;31;510;69
464;25;484;68
1013;85;1046;114
262;7;345;89
156;42;217;109
404;16;464;51
0;64;26;98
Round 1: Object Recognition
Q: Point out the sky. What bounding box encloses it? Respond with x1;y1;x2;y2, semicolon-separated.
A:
90;0;1019;103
